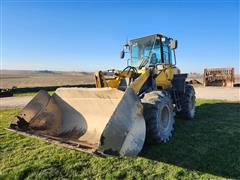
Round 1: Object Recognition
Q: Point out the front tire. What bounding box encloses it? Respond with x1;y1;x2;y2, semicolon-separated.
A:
177;85;196;119
141;91;174;144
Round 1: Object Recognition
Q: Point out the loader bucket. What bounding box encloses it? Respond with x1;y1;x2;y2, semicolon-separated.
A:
10;87;146;156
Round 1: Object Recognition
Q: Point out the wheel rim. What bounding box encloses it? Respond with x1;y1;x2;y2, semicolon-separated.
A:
160;105;170;132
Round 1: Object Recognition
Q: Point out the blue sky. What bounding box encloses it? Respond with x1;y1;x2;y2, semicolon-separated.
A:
1;0;239;73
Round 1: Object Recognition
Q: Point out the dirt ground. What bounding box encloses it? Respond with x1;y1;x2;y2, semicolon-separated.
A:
194;87;240;102
0;70;94;88
0;96;33;109
0;87;239;109
1;70;239;89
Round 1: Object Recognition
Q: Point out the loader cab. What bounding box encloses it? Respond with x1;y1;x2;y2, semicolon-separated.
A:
126;34;177;68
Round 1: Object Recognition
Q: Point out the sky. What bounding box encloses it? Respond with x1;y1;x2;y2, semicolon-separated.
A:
1;0;239;73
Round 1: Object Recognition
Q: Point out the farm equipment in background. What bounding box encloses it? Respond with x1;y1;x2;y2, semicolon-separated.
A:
9;34;196;156
203;68;235;87
0;88;14;98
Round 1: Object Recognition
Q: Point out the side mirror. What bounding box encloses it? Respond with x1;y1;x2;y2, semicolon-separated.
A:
120;50;125;59
169;40;178;50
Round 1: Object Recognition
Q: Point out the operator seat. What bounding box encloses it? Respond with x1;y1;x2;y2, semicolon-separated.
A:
149;53;158;66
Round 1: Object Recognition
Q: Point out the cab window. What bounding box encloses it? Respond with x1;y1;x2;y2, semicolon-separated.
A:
131;45;138;67
162;40;172;64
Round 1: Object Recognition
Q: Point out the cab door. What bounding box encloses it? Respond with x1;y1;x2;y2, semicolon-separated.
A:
156;38;178;89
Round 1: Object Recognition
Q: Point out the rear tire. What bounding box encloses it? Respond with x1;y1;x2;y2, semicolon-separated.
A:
177;85;196;120
141;91;174;144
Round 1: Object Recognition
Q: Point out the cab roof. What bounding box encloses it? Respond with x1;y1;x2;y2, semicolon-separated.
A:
129;34;170;44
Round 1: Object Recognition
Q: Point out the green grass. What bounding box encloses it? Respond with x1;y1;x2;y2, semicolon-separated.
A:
0;100;240;179
14;91;54;97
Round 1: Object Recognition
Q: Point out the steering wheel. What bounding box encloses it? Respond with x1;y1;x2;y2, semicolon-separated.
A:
122;66;138;74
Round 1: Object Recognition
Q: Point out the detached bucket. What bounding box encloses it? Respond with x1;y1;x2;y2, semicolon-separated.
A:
10;88;146;156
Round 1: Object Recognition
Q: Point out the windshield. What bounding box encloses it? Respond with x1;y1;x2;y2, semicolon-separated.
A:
130;37;161;67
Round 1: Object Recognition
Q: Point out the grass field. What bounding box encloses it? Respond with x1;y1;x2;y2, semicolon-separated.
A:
0;100;239;179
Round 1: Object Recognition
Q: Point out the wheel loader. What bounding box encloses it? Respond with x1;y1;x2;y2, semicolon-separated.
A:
9;34;196;156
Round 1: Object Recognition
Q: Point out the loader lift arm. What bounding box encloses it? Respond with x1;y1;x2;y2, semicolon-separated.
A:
129;69;151;94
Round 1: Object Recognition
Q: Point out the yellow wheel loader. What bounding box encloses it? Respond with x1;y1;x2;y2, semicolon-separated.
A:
9;34;196;156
